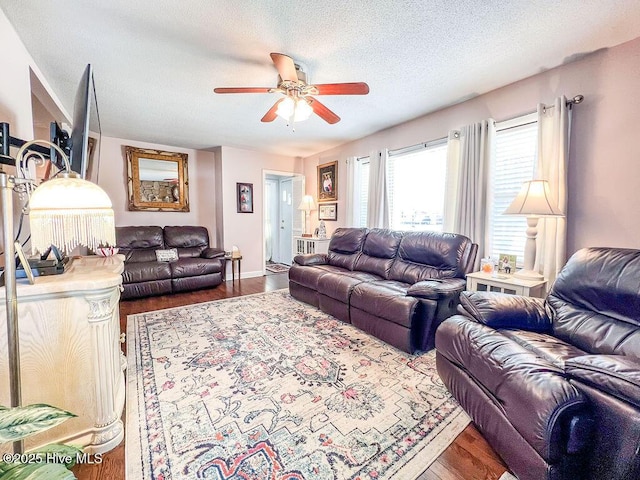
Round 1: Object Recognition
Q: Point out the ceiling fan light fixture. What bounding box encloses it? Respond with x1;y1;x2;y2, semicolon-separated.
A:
276;96;295;120
293;98;312;122
276;97;312;123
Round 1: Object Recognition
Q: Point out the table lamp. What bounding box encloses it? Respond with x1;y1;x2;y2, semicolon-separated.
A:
503;179;563;280
297;195;316;237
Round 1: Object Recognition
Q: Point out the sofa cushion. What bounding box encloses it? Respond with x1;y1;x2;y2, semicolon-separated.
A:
499;330;587;368
122;261;172;284
116;225;164;249
566;355;640;409
289;264;347;290
389;231;472;283
116;226;165;263
436;315;588;463
353;229;402;278
317;271;382;303
549;247;640;358
164;225;209;257
326;228;367;270
350;280;417;328
170;257;223;279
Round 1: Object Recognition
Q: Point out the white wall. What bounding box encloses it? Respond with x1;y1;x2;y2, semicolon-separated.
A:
303;36;640;257
97;136;219;246
0;9;72;261
219;146;300;277
0;10;34;140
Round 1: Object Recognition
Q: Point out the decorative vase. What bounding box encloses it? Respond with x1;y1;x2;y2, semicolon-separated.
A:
317;220;327;239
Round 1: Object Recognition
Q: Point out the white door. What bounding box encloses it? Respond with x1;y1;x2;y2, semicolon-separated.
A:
279;178;293;265
264;179;279;263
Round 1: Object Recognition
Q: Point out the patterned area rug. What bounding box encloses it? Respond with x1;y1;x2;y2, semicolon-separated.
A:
126;290;469;480
265;263;290;273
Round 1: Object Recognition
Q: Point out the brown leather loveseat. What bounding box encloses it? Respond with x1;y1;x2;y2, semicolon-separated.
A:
436;247;640;480
115;225;226;299
289;227;477;353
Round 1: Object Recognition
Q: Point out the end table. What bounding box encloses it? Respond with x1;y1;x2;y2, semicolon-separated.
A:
466;271;547;298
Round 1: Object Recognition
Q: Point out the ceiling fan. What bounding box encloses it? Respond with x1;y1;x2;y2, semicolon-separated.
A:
214;53;369;124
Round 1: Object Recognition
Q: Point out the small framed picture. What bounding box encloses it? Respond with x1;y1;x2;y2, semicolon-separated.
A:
15;242;35;285
317;161;338;202
236;182;253;213
318;202;338;221
498;253;517;274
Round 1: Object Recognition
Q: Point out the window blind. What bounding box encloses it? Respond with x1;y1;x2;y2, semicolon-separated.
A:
489;117;538;265
387;140;447;231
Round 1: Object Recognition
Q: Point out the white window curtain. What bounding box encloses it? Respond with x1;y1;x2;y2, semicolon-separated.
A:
535;95;571;284
444;120;495;267
443;130;461;233
345;156;358;226
367;149;390;228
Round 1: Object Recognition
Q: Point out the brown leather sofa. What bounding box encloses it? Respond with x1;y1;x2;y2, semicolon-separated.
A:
115;225;226;299
436;247;640;480
289;227;477;353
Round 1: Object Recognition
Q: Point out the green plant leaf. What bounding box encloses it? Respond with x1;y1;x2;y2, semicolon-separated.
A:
0;461;76;479
30;444;84;469
0;404;76;443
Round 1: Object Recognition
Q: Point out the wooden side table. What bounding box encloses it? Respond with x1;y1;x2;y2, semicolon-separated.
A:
227;255;242;282
466;271;547;298
293;236;331;256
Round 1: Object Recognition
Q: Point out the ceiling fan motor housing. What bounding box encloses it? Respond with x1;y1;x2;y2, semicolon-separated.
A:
278;64;307;85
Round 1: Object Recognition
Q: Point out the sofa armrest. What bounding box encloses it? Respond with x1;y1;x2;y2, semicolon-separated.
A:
201;247;225;259
566;355;640;409
407;278;466;300
458;291;552;332
294;254;328;266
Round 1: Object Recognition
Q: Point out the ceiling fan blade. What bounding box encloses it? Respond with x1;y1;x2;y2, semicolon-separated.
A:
214;87;272;94
312;82;370;95
261;99;284;122
270;53;298;82
307;97;340;124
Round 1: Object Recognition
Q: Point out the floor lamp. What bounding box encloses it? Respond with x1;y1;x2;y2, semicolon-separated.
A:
1;139;115;453
504;179;563;280
298;195;316;237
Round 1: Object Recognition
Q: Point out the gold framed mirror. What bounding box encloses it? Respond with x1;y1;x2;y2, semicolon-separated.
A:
126;146;189;212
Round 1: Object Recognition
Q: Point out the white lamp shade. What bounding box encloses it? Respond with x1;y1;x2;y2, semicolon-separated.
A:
276;97;295;119
297;195;316;212
29;176;116;254
293;99;313;121
504;180;563;216
276;97;313;123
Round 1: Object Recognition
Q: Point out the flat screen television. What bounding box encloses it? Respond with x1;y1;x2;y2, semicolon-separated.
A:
67;64;101;179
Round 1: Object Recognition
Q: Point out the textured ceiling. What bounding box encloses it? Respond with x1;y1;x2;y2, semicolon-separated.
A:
2;0;640;158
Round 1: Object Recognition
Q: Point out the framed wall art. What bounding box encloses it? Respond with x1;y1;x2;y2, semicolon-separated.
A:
317;160;338;202
125;146;189;212
318;202;338;221
237;182;254;213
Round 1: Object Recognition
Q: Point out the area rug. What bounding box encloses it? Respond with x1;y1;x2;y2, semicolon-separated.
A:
266;263;290;273
126;290;470;480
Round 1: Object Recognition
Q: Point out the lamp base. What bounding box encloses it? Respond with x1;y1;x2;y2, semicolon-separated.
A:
513;269;544;281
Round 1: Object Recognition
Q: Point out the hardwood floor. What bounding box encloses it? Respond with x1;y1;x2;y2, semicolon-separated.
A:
73;273;510;480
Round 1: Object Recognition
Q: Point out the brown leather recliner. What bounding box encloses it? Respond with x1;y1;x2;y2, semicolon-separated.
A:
289;227;477;353
116;225;226;299
436;247;640;480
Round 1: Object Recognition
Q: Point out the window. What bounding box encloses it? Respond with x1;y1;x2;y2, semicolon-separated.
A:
488;113;538;265
387;140;447;231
